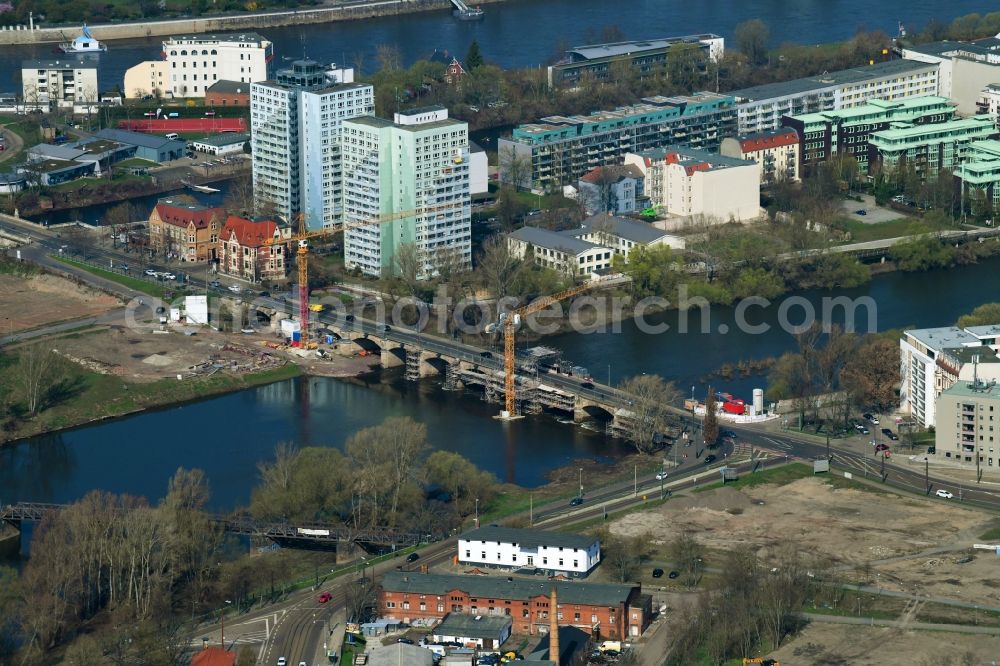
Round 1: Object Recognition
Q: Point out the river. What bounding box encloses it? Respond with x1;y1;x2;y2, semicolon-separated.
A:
0;0;989;91
3;257;1000;515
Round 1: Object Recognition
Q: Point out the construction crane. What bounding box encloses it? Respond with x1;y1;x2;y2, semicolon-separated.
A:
264;202;464;345
501;275;629;418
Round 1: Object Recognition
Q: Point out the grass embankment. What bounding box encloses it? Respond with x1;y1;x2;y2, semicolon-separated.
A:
836;216;955;243
52;255;169;298
0;355;300;444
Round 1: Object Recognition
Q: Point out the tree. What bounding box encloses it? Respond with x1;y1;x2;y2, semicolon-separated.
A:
734;19;770;66
957;302;1000;328
15;343;56;416
425;450;498;516
345;417;427;528
841;337;899;413
494;185;530;231
623;244;678;298
465;39;484;71
498;146;532;192
477;233;525;300
236;646;257;666
599;530;649;582
375;44;401;72
669;532;704;588
702;387;719;447
343;579;376;623
390;241;423;295
224;169;255;217
618;374;680;453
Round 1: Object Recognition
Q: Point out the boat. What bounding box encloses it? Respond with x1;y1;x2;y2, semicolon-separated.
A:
182;181;220;194
454;7;484;20
59;25;107;53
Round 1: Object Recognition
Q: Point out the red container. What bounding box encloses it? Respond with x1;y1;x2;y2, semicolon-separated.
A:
723;401;745;415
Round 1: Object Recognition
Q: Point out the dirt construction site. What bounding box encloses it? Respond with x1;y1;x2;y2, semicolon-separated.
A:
0;272;119;333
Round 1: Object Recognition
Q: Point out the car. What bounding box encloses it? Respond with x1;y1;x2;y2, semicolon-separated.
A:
855;209;867;215
259;291;271;298
704;454;717;464
277;659;286;666
935;489;954;499
569;496;584;506
581;381;594;389
927;446;936;454
228;285;242;293
668;570;680;579
406;552;420;563
721;429;737;438
209;280;221;288
869;415;880;425
298;662;307;666
155;306;166;314
378;324;391;332
162;272;176;280
119;264;129;272
655;471;668;481
854;423;870;434
652;568;664;578
345;314;355;322
480;351;493;359
397;637;415;644
874;443;889;452
886;432;899;441
144;269;157;276
317;591;332;603
863;412;873;421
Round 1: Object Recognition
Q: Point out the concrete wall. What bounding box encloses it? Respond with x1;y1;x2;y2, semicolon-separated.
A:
0;0;507;45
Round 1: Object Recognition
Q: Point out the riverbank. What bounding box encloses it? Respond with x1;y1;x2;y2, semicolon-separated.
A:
0;0;509;46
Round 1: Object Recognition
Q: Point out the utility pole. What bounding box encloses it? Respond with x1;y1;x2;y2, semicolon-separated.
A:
925;458;929;494
826;431;831;463
529;494;533;527
880;451;886;482
633;465;637;497
578;467;583;500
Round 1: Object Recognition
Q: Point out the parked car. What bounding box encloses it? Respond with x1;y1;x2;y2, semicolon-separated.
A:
935;489;953;499
854;423;870;434
162;272;176;280
651;568;664;578
317;592;332;604
721;429;737;439
569;496;584;506
144;269;157;276
228;284;242;293
668;570;680;579
855;209;867;216
397;637;414;645
655;471;668;481
209;280;221;288
406;552;419;563
704;454;717;464
119;264;129;272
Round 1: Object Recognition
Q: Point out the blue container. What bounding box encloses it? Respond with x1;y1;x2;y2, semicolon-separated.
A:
292;331;301;342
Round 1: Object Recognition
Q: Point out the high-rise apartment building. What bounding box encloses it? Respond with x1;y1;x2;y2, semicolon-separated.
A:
250;60;373;229
342;106;471;277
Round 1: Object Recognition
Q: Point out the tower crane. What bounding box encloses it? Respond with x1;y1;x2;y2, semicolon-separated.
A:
264;202;464;345
501;274;630;418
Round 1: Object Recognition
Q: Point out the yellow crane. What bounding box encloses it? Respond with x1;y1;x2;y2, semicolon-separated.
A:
502;276;627;417
264;202;463;345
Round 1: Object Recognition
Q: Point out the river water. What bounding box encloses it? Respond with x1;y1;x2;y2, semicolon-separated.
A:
3;257;1000;512
0;0;988;91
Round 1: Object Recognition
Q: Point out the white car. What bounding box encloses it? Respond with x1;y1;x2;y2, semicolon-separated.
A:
276;659;286;666
228;284;242;293
935;489;954;499
144;269;158;276
655;471;668;481
162;272;176;280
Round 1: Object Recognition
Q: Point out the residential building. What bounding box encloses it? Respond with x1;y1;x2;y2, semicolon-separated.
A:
431;613;512;650
123;60;169;98
624;146;759;222
189;646;235;666
954;139;1000;212
720;128;800;184
367;644;434;666
165;32;272;98
457;526;601;577
577;165;645;215
780;96;956;176
251;59;374;229
21;58;99;111
217;215;290;283
498;92;737;191
901;39;1000;114
547;34;724;88
899;325;1000;428
469;141;488;195
731;59;940;134
868;115;997;180
935;379;1000;470
205;80;251;106
378;571;649;639
508;226;613;276
190;133;249;156
562;212;686;259
148;198;224;262
341;106;471;277
93;128;186;162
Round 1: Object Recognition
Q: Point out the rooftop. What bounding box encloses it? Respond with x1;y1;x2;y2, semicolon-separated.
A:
23;57;97;70
565;34;722;61
433;612;512;639
730;59;936;102
567;213;674;244
77;138;126;155
578;164;644;184
206;79;251;94
155;198;225;229
29;144;87;161
963;324;1000;338
366;644;434;666
381;571;638;607
166;32;270;45
635;145;754;170
220;215;279;247
31;158;87;173
95;128;184;149
731;127;799;151
870;115;995;143
460;526;598;551
905;326;980;351
193;133;249;147
789;95;956;126
509;226;605;255
941;379;1000;399
940;346;1000;365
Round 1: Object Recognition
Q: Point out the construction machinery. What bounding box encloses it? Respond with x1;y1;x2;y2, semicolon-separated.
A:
263;202;463;346
501;274;629;418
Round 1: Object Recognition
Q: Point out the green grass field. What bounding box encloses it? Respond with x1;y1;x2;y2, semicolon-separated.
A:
52;255;168;298
836;216;954;243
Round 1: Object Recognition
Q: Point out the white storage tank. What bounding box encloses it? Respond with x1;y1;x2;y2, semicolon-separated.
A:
753;388;764;415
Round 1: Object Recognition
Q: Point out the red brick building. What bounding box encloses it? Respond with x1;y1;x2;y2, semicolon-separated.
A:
217;215;290;283
205;80;251;107
148;198;224;263
378;571;651;640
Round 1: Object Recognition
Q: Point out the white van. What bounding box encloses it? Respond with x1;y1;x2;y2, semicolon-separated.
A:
165;133;179;140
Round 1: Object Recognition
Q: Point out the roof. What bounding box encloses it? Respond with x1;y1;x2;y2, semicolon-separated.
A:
459;526;598;551
433;613;512;639
635;145;754;170
366;644;434;666
470;141;485;154
940;346;1000;365
905;326;979;351
963;324;1000;338
154;198;224;230
31;158;90;174
29;144;87;161
220;215;279;247
0;171;25;185
579;165;643;184
732;127;799;152
190;647;236;666
95;128;183;150
570;213;673;244
940;380;1000;399
76;138;127;155
381;571;638;607
166;32;270;46
565;34;722;61
400;104;448;115
509;226;602;255
869;115;994;143
193;133;249;147
207;79;251;94
22;58;97;70
347;116;395;129
730;59;936;102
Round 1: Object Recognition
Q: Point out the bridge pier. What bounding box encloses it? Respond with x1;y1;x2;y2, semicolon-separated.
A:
382;345;405;369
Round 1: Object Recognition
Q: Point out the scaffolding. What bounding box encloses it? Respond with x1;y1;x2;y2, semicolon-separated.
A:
404;348;421;382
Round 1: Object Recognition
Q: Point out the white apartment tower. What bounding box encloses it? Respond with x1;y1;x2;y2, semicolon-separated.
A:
21;58;99;111
341;106;471;277
250;60;373;229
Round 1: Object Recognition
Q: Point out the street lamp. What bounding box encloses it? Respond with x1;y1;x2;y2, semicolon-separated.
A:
220;599;232;649
474;497;479;528
578;467;584;500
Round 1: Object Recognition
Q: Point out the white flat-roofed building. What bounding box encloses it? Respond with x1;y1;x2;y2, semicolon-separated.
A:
458;526;601;578
164;32;272;98
22;58;99;111
508;226;613;277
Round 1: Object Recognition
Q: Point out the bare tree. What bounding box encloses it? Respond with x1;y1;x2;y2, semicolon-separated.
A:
375;44;402;72
477;233;525;299
703;387;719;447
618;374;680;453
669;532;705;588
15;343;56;416
390;241;423;296
343;579;376;624
599;530;649;582
224;169;256;217
498;145;532;191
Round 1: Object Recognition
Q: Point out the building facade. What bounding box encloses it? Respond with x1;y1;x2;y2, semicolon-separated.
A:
562;213;686;258
122;60;168;98
21;58;99;111
624;147;759;222
731;59;940;135
547;34;724;88
902;39;1000;115
719;128;800;184
457;527;601;578
94;128;186;163
378;571;648;640
868;115;997;180
498;92;737;191
508;226;613;276
430;614;512;650
781;96;956;176
217;215;290;283
190;133;249;156
954;139;1000;212
936;380;1000;471
205;80;251;106
577;165;645;215
164;32;272;98
341;106;471;277
148;199;224;262
251;60;374;230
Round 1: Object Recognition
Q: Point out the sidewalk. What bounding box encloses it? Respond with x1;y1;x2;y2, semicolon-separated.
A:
314;607;345;665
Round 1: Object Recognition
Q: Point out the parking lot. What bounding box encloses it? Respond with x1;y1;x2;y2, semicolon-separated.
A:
839;194;904;224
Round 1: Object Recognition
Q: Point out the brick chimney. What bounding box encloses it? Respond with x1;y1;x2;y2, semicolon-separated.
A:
549;586;559;666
